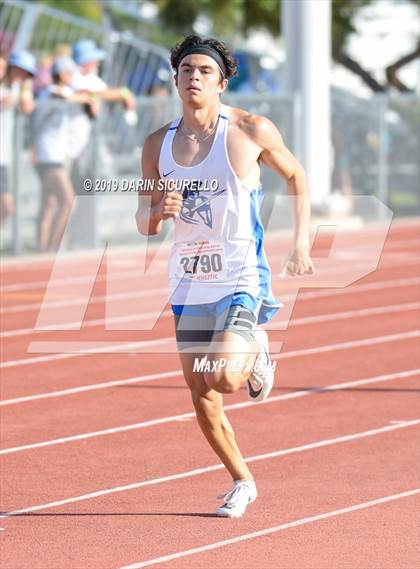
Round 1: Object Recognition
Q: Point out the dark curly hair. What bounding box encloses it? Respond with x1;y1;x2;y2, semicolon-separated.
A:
170;34;238;81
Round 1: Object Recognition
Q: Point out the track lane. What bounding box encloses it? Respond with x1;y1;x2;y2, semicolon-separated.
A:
1;423;418;569
142;492;420;569
1;367;418;512
1;334;419;449
1;276;419;367
0;219;418;568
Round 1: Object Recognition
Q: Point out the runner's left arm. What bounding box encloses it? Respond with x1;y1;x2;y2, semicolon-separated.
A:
246;115;314;276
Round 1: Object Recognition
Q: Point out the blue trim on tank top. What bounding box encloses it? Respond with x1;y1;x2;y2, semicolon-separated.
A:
249;188;282;324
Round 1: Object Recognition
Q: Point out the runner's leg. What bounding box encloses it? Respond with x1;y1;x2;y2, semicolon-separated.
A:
179;350;253;482
204;304;260;394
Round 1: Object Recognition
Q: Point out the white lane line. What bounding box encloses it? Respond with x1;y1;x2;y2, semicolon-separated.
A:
0;330;418;407
0;267;167;294
0;309;172;339
1;369;418;455
2;226;416;293
383;238;420;250
3;324;420;373
1;420;418;518
0;370;183;406
276;330;420;360
2;271;419;343
2;282;419;338
9;330;420;368
0;337;173;369
269;301;420;329
1;255;418;315
2;219;415;274
118;488;420;569
1;327;419;372
292;275;420;300
0;286;167;315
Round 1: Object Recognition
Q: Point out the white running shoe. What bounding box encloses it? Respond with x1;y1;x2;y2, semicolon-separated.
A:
247;328;274;402
216;479;257;518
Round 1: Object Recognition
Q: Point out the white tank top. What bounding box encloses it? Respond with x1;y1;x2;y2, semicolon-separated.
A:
159;104;276;311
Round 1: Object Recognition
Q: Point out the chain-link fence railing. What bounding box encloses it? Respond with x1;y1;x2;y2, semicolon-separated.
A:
1;90;418;255
330;91;419;219
0;0;174;95
1;1;418;255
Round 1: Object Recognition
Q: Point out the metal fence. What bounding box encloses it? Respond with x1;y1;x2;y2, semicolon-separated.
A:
331;91;419;215
0;0;103;53
0;0;174;95
0;0;418;255
0;94;293;254
0;90;418;255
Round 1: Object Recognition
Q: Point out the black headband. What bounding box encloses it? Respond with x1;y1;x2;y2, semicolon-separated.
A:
177;46;227;78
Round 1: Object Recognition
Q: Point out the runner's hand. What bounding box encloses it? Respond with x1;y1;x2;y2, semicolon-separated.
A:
153;184;183;221
281;247;314;276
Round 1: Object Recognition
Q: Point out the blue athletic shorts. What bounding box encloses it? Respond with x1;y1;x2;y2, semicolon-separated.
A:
172;291;265;349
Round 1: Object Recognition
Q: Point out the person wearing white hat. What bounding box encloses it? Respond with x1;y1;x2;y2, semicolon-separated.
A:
69;38;137;156
72;39;136;107
33;56;98;251
67;39;137;248
0;50;36;225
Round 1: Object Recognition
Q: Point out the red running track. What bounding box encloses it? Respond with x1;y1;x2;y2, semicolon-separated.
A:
0;218;419;569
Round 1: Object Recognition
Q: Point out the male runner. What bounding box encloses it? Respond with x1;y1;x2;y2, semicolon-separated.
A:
136;35;314;517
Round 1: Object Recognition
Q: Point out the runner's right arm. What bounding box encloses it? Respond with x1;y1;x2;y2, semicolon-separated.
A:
136;129;183;235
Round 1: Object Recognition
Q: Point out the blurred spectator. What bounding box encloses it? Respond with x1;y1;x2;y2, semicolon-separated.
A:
68;39;136;248
53;44;72;58
33;53;53;97
70;39;136;152
67;39;107;165
34;56;98;251
34;45;73;99
127;61;171;96
0;51;6;79
0;50;36;225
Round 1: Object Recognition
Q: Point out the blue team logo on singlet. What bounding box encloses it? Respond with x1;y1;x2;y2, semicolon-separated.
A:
180;180;226;229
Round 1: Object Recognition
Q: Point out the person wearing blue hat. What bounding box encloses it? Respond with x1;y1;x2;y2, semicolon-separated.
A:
72;39;106;91
72;39;105;67
0;50;35;225
67;39;137;248
8;50;37;77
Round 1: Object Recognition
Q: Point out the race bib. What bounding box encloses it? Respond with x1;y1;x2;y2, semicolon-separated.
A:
177;240;227;281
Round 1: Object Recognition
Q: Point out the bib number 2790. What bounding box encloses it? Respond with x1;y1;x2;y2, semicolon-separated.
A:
177;241;226;281
180;253;223;275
